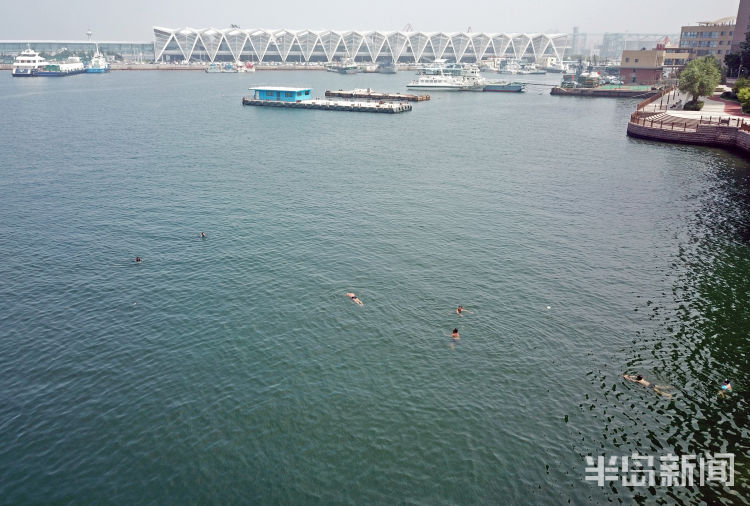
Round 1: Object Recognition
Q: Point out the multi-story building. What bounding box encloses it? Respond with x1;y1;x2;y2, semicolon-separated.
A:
619;48;665;84
679;18;735;59
731;0;750;50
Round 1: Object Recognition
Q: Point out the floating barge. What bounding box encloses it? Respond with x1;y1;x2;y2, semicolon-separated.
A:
243;86;412;113
325;88;430;101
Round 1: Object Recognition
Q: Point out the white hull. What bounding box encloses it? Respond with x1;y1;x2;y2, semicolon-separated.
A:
406;84;463;91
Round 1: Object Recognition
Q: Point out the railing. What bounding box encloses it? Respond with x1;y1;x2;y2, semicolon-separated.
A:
698;115;748;127
636;86;676;111
628;114;698;132
629;113;750;132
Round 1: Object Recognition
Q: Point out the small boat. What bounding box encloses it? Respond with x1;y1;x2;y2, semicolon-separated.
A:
326;58;359;74
237;61;255;72
86;44;110;73
12;47;47;77
378;60;397;74
205;62;238;73
483;81;526;92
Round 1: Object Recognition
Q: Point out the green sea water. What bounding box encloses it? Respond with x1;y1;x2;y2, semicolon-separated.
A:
0;70;749;504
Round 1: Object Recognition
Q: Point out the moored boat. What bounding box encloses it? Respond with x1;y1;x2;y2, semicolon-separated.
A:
37;56;86;76
237;61;255;72
483;81;526;92
378;60;397;74
407;74;466;91
408;62;485;91
205;62;238;73
12;47;47;77
86;45;110;73
326;58;359;74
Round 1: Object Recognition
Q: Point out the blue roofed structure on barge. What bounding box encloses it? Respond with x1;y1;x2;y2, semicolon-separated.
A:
250;86;312;102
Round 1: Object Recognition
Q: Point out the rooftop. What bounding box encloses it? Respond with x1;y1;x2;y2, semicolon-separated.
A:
249;86;311;92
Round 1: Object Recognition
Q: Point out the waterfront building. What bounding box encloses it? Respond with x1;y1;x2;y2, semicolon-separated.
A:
731;0;750;51
152;27;568;65
619;48;665;85
663;46;691;78
679;18;736;59
0;41;152;63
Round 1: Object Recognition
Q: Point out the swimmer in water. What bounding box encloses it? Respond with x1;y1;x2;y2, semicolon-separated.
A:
452;328;460;339
456;306;474;316
719;379;732;397
201;232;206;238
623;374;672;398
346;292;363;306
136;257;142;263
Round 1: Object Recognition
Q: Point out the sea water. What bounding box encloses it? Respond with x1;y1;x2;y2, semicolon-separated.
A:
0;70;748;503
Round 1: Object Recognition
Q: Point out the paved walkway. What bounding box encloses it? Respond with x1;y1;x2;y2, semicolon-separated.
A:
705;96;750;117
641;89;749;121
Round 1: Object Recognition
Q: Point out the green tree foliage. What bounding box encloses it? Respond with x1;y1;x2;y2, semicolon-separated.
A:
724;32;750;77
678;56;722;105
738;87;750;113
725;53;741;77
733;76;749;95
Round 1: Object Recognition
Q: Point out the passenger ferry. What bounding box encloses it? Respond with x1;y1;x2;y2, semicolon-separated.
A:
12;47;47;77
407;62;484;91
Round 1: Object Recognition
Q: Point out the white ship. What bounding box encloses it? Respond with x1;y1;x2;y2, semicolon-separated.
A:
12;47;47;77
407;62;485;91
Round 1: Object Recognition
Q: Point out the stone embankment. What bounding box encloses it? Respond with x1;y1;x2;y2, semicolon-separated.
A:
551;87;660;98
626;87;750;157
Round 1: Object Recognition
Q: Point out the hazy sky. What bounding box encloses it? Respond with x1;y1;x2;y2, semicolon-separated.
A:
0;0;740;41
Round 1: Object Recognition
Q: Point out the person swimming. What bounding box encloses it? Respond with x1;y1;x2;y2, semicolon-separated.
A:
452;328;459;339
456;305;473;316
623;374;672;398
135;257;142;263
719;379;732;397
346;292;363;306
201;232;206;238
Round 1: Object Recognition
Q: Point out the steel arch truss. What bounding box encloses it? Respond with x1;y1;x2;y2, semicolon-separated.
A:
152;27;568;64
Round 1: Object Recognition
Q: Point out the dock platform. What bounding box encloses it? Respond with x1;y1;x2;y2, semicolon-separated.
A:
242;97;412;113
325;88;430;102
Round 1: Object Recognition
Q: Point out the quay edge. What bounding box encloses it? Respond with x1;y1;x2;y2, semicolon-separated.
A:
551;87;661;99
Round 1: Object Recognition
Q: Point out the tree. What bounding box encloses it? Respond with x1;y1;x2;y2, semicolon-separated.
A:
725;32;750;77
738;87;750;112
725;52;741;77
678;56;722;105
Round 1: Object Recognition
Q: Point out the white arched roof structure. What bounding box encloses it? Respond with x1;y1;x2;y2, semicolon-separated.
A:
154;27;568;64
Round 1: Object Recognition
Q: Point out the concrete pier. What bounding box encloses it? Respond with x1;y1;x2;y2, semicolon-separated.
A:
325;89;430;102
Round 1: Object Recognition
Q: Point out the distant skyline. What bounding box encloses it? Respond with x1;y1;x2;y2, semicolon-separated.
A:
0;0;740;41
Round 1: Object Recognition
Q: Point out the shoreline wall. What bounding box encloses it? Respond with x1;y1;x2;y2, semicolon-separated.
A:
627;121;750;156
